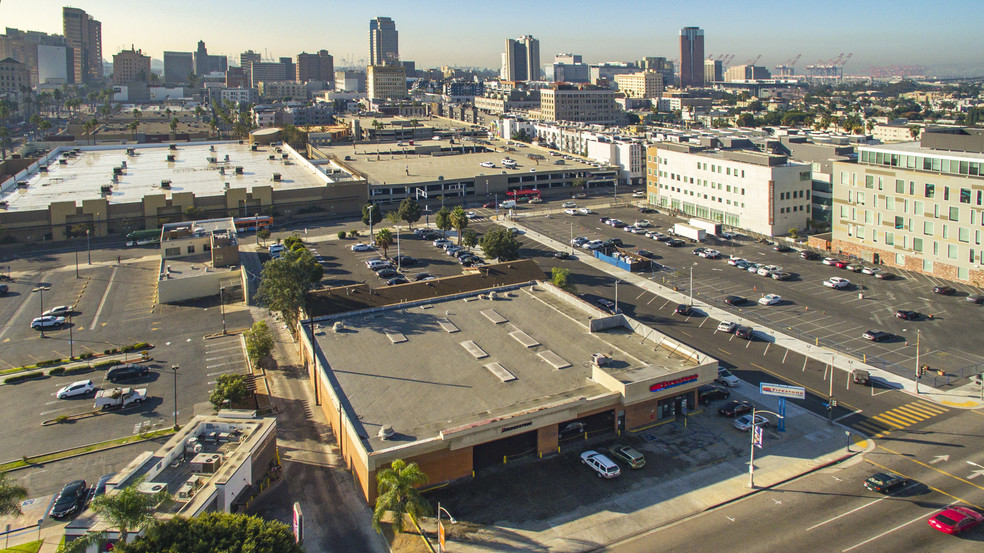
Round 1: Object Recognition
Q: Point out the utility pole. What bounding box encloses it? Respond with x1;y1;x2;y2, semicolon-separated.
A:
171;364;180;430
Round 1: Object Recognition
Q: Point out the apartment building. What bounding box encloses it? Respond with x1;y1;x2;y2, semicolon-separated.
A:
538;86;618;124
647;141;813;236
258;81;308;101
0;58;30;93
830;128;984;285
613;71;664;99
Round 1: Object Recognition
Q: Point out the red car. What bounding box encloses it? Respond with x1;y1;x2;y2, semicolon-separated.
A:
832;260;848;269
928;506;984;534
483;202;496;208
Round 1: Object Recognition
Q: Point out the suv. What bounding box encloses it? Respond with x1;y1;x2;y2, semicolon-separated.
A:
106;363;149;382
698;385;731;405
580;450;621;478
268;244;286;258
50;480;88;519
715;368;740;387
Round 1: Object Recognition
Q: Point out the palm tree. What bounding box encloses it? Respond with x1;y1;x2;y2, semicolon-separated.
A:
37;118;51;140
371;459;430;534
0;472;28;516
59;482;169;553
194;106;205;122
449;205;468;246
132;108;141;121
169;117;179;140
0;127;10;160
82;119;94;145
375;228;393;258
89;118;99;144
128;119;140;140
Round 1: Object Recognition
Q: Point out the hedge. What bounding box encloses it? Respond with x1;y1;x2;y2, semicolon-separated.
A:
48;367;66;376
5;371;45;384
36;358;64;367
93;360;120;369
64;365;93;376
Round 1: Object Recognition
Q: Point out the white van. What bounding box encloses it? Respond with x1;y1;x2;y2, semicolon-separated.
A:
268;244;285;259
500;200;517;209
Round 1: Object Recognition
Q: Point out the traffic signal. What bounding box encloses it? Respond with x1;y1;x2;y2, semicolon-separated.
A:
976;374;983;385
831;399;838;408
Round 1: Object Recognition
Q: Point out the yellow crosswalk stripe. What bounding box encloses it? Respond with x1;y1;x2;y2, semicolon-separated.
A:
855;421;890;435
911;400;948;414
871;414;907;429
894;405;933;420
880;410;924;425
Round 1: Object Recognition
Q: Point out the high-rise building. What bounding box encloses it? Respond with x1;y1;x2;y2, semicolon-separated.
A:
503;35;540;82
249;60;287;88
704;59;723;83
679;26;704;88
240;50;261;85
724;64;771;82
367;64;407;99
614;71;664;99
297;51;335;84
112;47;150;84
369;17;399;66
163;51;194;84
539;85;617;124
0;58;30;93
195;40;209;76
63;7;102;83
0;28;68;86
552;53;589;83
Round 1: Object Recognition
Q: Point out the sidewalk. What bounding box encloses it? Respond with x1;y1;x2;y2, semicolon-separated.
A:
506;218;984;410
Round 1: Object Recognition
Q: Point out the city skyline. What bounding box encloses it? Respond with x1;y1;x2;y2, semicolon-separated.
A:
3;0;984;74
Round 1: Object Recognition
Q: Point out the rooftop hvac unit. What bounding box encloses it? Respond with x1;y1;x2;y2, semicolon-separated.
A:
332;321;344;332
136;482;167;495
195;453;223;474
592;353;612;367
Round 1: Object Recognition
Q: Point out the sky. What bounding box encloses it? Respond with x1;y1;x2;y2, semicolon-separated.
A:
3;0;983;74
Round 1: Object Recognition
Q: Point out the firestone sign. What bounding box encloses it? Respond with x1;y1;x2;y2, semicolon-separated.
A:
650;374;698;393
759;383;806;400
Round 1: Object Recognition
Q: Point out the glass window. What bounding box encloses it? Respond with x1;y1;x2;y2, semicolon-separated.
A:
913;238;923;252
924;221;934;235
950;206;960;221
913;200;923;214
840;172;849;185
885;232;894;246
959;227;970;243
895;216;904;229
858;192;865;205
865;211;873;223
925;183;935;198
948;244;959;259
886;196;895;210
865;175;874;189
923;259;933;272
944;186;950;201
960;188;971;204
896;179;905;193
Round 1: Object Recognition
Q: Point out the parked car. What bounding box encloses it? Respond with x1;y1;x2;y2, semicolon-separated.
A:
89;474;114;503
584;240;604;250
734;413;769;431
433;238;452;247
757;265;782;276
634;220;652;228
716;321;738;333
860;266;881;275
573;193;587;199
832;260;848;269
719;232;736;240
822;257;837;266
928;506;984;534
607;445;646;468
465;211;478;219
638;207;656;213
699;249;721;259
846;263;864;272
824;277;851;289
42;305;72;317
874;271;895;280
635;250;656;259
31;315;66;330
350;242;373;252
392;255;417;266
727;257;747;266
413;273;434;281
376;268;399;278
562;201;577;208
771;272;792;281
698;385;731;405
718;400;753;418
386;277;410;286
800;250;821;260
715;368;740;387
692;247;706;256
895;310;920;320
106;363;149;382
934;286;956;295
50;480;88;519
553;251;572;260
966;294;984;304
580;450;620;478
667;239;685;247
578;208;592;215
604;238;623;247
863;330;892;342
675;304;693;316
774;244;792;252
735;325;754;340
564;208;578;215
758;294;782;306
0;284;7;295
632;190;646;198
56;380;95;399
863;472;907;494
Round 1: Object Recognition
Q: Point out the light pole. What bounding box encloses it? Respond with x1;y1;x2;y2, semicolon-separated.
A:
68;314;74;359
915;329;921;394
569;222;574;255
748;407;784;488
827;355;836;424
74;239;79;278
219;286;226;335
436;502;457;553
86;228;91;265
614;279;620;313
171;364;179;430
32;285;50;338
689;262;697;306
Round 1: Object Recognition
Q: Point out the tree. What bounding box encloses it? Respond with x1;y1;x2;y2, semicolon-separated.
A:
462;228;478;248
450;206;468;245
362;202;382;229
385;210;400;226
169;117;179;139
255;252;311;330
510;130;532;143
550;267;576;292
210;373;250;411
256;228;271;244
480;228;520;261
114;512;302;553
909;125;921;139
0;472;27;516
372;459;431;534
398;197;422;229
244;320;275;367
59;482;169;553
435;206;452;237
375;228;393;258
128;119;140;139
184;206;205;220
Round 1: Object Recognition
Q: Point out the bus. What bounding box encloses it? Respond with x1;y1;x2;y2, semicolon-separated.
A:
234;216;274;232
506;189;541;201
125;229;162;247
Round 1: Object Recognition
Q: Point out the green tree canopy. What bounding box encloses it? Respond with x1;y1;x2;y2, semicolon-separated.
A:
209;373;250;411
551;267;576;292
255;249;316;330
114;512;302;553
462;228;479;248
449;206;468;245
480;228;521;261
434;206;452;237
244;320;275;367
59;481;170;553
362;203;382;228
372;459;431;534
398;198;422;229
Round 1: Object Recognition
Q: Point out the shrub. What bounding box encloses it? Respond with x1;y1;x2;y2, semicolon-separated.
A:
36;358;63;367
125;342;151;351
93;360;120;369
79;352;95;360
64;366;93;375
337;230;346;239
48;367;66;376
348;230;359;237
5;371;44;384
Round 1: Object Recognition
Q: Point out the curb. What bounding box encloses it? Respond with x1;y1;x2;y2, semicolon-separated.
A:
2;430;176;473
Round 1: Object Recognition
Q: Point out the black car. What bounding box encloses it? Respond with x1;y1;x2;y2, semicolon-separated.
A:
604;238;624;247
724;295;746;306
376;268;399;278
611;221;627;229
0;283;8;295
599;216;611;224
50;480;88;519
372;263;395;273
718;400;753;418
675;304;693;316
413;273;434;281
667;239;685;247
638;207;656;214
895;310;920;320
863;330;892;342
106;363;149;382
698;385;731;405
967;294;984;304
89;473;114;503
393;255;417;266
800;250;821;260
386;277;410;286
735;325;754;340
874;271;895;280
636;250;656;259
864;472;907;494
933;285;956;295
774;244;793;252
692;247;706;256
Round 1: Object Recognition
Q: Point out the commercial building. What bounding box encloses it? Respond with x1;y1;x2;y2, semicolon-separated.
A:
163;51;194;85
369;16;399;66
219;87;258;105
335;70;366;93
0;28;69;86
538;85;619;125
613;71;664;99
193;41;227;77
704;59;723;83
637;57;675;86
239;50;261;85
249;61;288;88
296;50;334;87
0;58;30;93
830;128;984;285
282;103;333;127
679;26;704;88
725;64;772;82
589;62;635;85
872;124;919;143
367;64;407;100
158;218;242;303
647;140;813;236
551;53;590;83
63;7;102;83
474;88;540;115
299;277;717;503
775;135;855;228
502;35;540;82
112;48;150;84
257;81;308;101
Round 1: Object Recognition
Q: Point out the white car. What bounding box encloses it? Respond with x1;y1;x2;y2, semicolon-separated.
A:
860;266;881;275
757;265;782;276
480;161;495;168
465;211;478;219
584;240;604;250
562;201;577;208
632;191;646;198
433;239;452;247
57;379;95;399
822;257;838;266
727;257;747;266
571;236;588;246
634;220;652;228
758;294;782;306
823;277;851;289
564;208;578;215
699;249;721;259
717;321;738;333
43;305;71;317
628;227;646;234
715;368;740;387
350;243;373;252
580;450;621;478
734;414;769;431
719;232;737;240
31;316;66;330
578;207;592;214
528;197;542;203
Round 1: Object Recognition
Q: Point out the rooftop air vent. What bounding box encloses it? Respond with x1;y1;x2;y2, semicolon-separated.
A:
377;425;395;440
332;321;344;332
592;353;612;367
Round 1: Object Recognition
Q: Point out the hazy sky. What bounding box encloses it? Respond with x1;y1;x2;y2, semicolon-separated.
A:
4;0;982;73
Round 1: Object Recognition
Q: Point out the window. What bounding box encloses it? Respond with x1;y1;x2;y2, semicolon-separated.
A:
800;171;810;181
886;196;895;210
841;172;849;185
885;232;894;246
913;200;923;215
924;221;934;235
949;206;960;221
186;245;195;254
944;186;950;201
913;238;923;252
865;175;874;189
925;183;935;198
895;216;904;229
165;247;180;256
961;188;971;204
923;259;933;272
896;179;904;194
858;192;865;205
959;227;970;243
948;244;958;260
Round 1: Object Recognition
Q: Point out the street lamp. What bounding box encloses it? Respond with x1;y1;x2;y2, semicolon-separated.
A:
915;329;921;394
219;286;226;335
32;285;50;338
689;262;697;306
748;407;784;488
171;364;180;430
436;502;457;553
614;279;620;313
74;239;80;278
86;228;91;265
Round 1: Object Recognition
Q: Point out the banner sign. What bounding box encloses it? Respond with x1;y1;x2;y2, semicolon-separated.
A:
650;374;698;393
759;383;806;400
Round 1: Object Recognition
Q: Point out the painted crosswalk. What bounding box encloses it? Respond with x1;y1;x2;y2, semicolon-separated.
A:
852;400;949;438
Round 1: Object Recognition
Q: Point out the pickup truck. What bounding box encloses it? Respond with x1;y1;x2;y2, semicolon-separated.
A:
94;387;147;410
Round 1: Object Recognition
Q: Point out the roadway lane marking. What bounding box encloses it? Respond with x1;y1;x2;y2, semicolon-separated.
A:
877;444;984;493
834;408;864;422
716;348;732;358
89;265;119;330
840;512;930;552
805;487;908;531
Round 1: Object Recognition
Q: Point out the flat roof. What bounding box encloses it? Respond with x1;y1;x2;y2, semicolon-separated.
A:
0;143;327;212
316;284;697;453
861;140;984;161
160;255;242;281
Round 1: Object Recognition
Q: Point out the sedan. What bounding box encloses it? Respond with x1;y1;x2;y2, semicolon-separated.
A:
562;201;577;208
465;211;478;219
832;260;848;269
928;506;984;534
43;305;72;317
718;400;753;418
413;273;434;281
607;445;646;469
636;250;656;259
874;271;895;280
386;277;410;286
966;294;984;304
735;325;754;340
50;480;88;519
863;472;907;494
863;330;892;342
846;263;864;272
773;244;792;252
628;226;647;235
823;277;851;289
667;239;685;247
599;217;611;224
758;294;782;306
350;243;373;252
564;208;578;215
553;251;572;260
638;207;656;214
934;286;956;295
860;266;881;275
56;380;95;399
692;247;706;256
771;272;792;281
723;295;746;306
716;368;740;387
578;208;592;215
675;304;694;316
800;250;821;260
727;257;747;266
698;385;731;405
392;255;416;266
895;310;920;320
822;257;838;266
376;268;399;278
699;249;721;259
717;321;738;333
31;316;66;330
734;413;769;431
596;298;616;310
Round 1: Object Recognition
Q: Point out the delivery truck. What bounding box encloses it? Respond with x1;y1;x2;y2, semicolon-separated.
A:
689;218;722;236
671;223;706;242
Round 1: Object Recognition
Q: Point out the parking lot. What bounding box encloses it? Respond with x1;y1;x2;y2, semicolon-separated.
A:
516;204;984;385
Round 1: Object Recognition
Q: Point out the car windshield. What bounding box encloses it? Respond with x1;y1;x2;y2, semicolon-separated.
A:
935;513;960;526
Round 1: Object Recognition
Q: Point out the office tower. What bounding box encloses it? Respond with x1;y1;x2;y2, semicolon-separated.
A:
278;57;296;81
164;51;194;84
0;28;68;86
63;7;102;83
503;35;540;81
369;17;399;66
240;50;261;85
704;59;723;83
112;47;150;84
552;53;589;83
679;26;704;88
367;64;407;99
249;60;287;88
195;40;209;76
